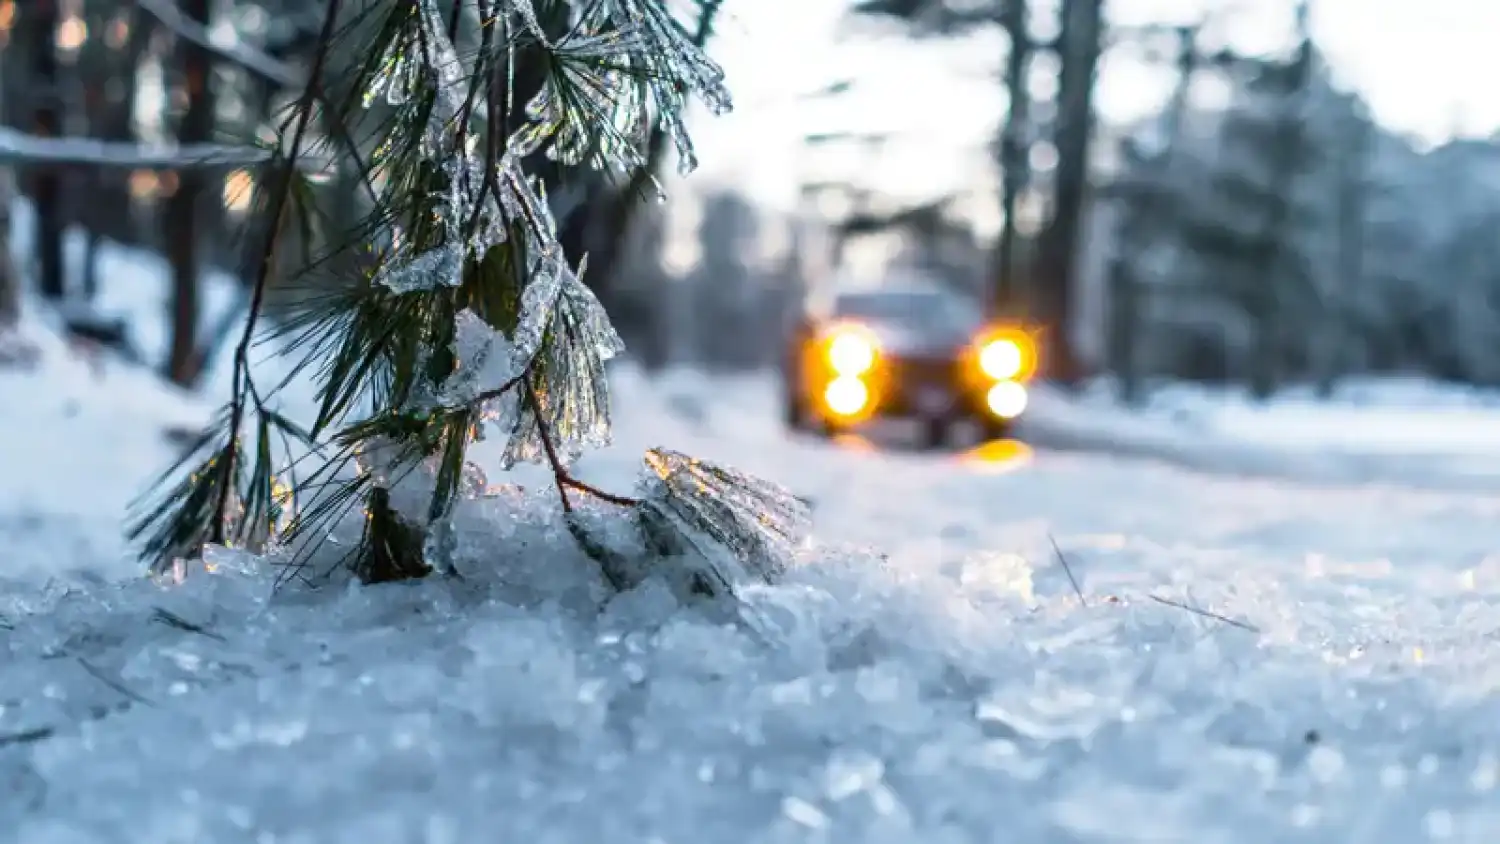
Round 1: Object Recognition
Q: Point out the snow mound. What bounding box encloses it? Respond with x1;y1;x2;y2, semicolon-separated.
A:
6;455;1500;841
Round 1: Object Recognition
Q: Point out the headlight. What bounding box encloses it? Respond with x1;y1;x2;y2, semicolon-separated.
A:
979;338;1024;380
827;331;877;376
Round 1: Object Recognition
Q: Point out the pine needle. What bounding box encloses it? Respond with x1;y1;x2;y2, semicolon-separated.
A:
1048;533;1086;607
1148;594;1260;633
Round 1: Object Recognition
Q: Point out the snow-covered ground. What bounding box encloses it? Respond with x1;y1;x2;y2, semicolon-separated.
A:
7;238;1500;841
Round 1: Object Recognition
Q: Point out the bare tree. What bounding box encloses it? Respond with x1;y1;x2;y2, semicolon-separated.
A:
160;0;218;386
23;0;66;301
1032;0;1103;386
992;0;1031;315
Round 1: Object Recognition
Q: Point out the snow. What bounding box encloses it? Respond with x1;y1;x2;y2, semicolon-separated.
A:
1018;377;1500;491
8;243;1500;839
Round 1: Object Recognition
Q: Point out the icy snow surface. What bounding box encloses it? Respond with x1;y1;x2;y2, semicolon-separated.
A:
6;352;1500;842
7;236;1500;839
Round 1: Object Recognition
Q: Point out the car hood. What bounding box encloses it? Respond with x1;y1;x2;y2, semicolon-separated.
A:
864;322;969;359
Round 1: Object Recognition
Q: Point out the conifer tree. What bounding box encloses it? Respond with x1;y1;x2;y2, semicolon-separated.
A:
126;0;810;596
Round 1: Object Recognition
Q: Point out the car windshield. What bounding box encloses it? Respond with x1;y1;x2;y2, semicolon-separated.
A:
833;290;981;335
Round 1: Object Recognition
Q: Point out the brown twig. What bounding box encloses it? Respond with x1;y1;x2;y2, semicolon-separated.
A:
524;376;573;513
521;376;639;511
561;475;639;507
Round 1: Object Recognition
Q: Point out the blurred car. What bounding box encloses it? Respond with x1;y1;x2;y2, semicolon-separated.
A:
780;285;1040;447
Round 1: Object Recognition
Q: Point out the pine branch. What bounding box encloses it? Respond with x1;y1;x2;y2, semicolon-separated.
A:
129;0;819;598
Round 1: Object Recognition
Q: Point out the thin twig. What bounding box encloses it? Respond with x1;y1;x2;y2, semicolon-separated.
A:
1048;533;1086;606
524;376;574;513
521;375;640;512
560;475;639;507
1148;594;1260;633
211;0;345;544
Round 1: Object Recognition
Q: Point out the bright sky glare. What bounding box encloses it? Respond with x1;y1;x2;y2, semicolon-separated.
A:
680;0;1500;222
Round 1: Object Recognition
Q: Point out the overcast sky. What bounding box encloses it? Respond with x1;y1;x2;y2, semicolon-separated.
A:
674;0;1500;229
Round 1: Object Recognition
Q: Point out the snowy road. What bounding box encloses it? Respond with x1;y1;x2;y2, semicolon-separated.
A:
6;366;1500;842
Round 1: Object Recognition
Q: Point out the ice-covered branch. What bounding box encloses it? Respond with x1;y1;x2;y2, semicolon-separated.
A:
135;0;303;88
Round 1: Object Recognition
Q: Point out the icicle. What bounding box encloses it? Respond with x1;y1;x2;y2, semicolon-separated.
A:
497;250;625;468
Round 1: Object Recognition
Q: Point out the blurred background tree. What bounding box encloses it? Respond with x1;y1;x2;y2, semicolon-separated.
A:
6;0;1500;408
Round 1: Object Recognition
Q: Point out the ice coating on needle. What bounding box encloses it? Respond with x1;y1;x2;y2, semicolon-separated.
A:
635;447;814;593
505;0;732;176
374;242;464;294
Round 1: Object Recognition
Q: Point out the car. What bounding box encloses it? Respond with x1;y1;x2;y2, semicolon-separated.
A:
780;285;1040;448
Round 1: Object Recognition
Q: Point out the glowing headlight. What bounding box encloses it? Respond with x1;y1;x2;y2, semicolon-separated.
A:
823;377;870;416
827;332;877;376
979;338;1024;380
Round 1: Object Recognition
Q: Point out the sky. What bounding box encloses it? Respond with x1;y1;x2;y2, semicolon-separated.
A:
673;0;1500;239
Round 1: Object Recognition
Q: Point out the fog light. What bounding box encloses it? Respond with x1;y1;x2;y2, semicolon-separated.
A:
824;377;869;417
985;381;1028;418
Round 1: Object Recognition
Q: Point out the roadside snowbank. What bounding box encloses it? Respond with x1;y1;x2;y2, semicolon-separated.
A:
1018;379;1500;490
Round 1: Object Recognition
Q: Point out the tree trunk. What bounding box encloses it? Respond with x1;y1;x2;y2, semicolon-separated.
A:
1106;25;1197;404
991;0;1030;318
0;167;17;328
164;0;216;386
1247;4;1313;402
1318;110;1369;398
1033;0;1103;386
82;6;153;301
26;0;66;301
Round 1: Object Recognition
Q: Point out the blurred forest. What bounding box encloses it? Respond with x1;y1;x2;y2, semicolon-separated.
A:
5;0;1500;405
